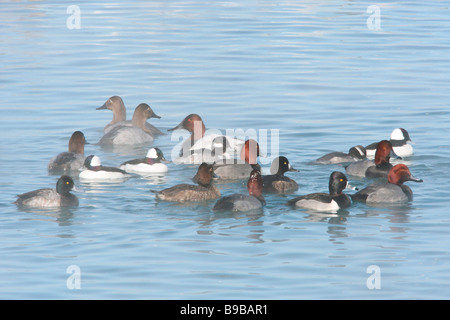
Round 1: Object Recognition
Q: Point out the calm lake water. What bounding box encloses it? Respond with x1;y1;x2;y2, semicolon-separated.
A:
1;0;449;300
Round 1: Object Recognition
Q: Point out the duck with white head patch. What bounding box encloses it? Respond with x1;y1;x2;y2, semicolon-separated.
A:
119;147;168;175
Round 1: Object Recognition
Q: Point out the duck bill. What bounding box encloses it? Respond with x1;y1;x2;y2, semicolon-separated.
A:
96;104;108;110
168;121;183;132
409;175;423;183
151;112;161;119
288;164;299;172
390;149;402;160
346;182;358;191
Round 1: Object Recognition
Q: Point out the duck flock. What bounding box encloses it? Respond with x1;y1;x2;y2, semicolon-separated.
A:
14;96;422;213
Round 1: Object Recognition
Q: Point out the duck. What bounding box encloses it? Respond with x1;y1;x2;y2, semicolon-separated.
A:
79;155;130;181
315;145;366;165
14;175;79;208
48;131;88;173
213;169;265;212
97;96;164;136
345;140;400;178
152;163;220;202
213;139;262;180
173;135;233;165
262;156;299;193
287;171;356;212
365;128;413;159
351;164;422;204
168;113;244;160
119;147;168;175
97;103;160;145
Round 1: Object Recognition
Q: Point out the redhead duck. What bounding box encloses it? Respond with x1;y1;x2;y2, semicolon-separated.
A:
98;103;160;145
97;96;164;136
345;140;400;178
287;171;356;212
213;169;265;212
79;155;130;181
262;156;299;193
213;139;262;180
48;131;88;173
119;147;168;175
315;145;366;164
14;175;78;208
366;128;413;159
351;164;422;204
153;163;220;202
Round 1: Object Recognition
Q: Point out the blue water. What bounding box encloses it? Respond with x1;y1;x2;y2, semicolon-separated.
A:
1;1;450;299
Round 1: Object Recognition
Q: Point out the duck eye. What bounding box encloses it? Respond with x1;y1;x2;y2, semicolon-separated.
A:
339;179;343;182
66;181;70;184
284;162;287;165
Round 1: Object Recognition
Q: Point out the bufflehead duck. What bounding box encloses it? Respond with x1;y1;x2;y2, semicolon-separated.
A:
48;131;88;173
351;164;422;204
315;145;366;165
119;147;168;175
213;169;265;212
213;139;262;180
97;96;164;136
79;155;130;181
173;135;233;164
262;156;299;193
153;163;220;202
287;171;356;212
168;113;244;159
345;140;400;178
14;175;79;208
366;128;413;159
98;103;160;145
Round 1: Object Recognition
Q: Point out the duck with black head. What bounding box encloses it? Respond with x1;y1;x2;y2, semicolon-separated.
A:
262;156;299;193
79;155;130;181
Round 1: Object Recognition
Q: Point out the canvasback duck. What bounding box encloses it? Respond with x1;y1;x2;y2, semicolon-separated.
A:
119;147;168;175
153;163;220;202
262;156;299;193
315;145;366;165
287;171;356;212
97;103;160;145
48;131;88;173
168;114;244;161
213;169;265;212
366;128;413;159
351;164;422;204
345;140;400;178
79;155;130;181
97;96;164;136
14;175;79;208
213;139;262;180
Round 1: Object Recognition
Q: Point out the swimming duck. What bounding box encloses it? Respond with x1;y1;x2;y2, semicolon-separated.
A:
366;128;413;159
48;131;88;173
119;147;168;175
213;169;265;212
173;135;233;164
168;113;244;160
97;96;164;136
79;155;130;181
351;164;422;204
262;156;299;193
153;163;220;202
97;103;160;145
345;140;400;178
213;139;262;180
315;145;366;165
287;171;356;212
14;175;79;208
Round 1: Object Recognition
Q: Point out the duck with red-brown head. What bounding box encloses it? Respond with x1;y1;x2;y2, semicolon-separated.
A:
351;164;422;204
48;131;88;173
213;169;265;212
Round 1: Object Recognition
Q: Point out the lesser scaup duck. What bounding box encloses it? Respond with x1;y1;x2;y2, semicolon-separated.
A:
345;140;400;178
315;145;366;165
153;163;220;202
79;155;130;181
351;164;422;204
48;131;88;173
119;147;168;175
262;156;299;193
14;175;79;208
287;171;356;212
97;96;164;136
98;103;160;145
168;114;244;159
213;139;262;180
366;128;413;159
213;169;265;212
